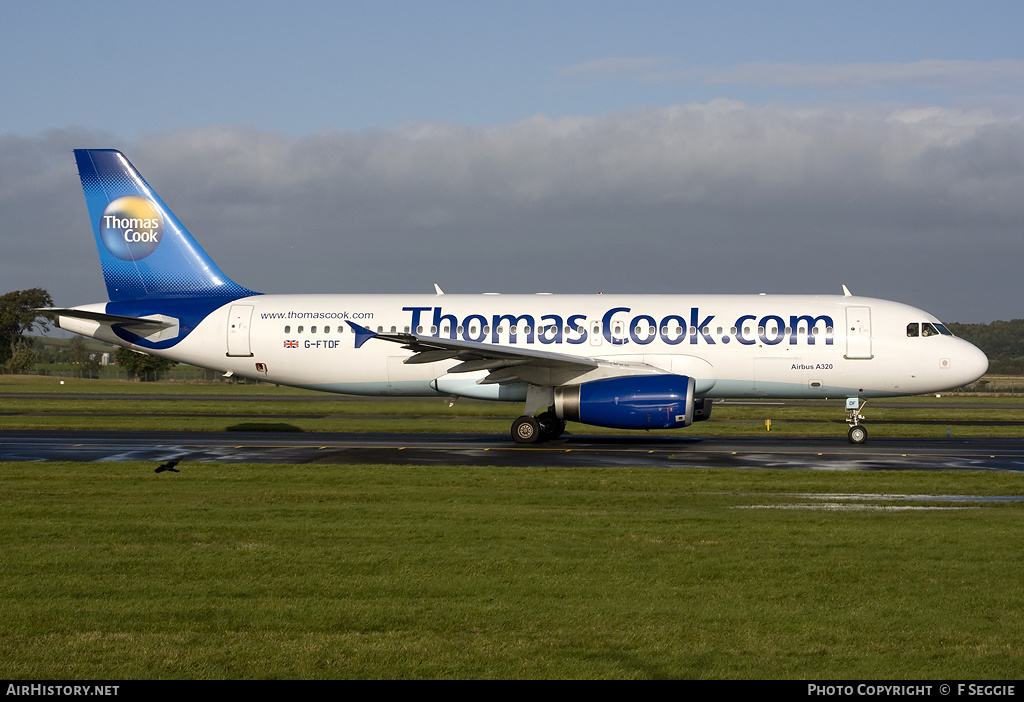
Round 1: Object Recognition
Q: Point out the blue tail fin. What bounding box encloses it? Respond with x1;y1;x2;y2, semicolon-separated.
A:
75;149;258;302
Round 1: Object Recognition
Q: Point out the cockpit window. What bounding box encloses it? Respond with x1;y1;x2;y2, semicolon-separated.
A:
910;321;954;338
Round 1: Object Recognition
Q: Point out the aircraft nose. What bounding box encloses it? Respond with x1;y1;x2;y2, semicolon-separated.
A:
958;340;989;386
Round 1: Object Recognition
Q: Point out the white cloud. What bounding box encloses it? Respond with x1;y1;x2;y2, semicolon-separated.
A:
4;101;1024;321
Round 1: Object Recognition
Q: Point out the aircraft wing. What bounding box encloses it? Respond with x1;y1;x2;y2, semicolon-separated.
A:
347;321;664;386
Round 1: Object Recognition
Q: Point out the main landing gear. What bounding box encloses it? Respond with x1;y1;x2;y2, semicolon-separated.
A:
511;410;566;444
846;397;867;444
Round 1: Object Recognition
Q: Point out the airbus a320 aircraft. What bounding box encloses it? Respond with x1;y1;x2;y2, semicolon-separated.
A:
46;149;989;444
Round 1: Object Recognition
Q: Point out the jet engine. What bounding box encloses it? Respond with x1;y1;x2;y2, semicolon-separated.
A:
553;374;709;430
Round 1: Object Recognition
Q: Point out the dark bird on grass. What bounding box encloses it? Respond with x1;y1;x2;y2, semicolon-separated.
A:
155;460;180;473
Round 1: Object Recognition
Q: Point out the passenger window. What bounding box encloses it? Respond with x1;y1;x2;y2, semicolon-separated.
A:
907;323;919;337
297;326;304;333
324;326;330;333
311;326;317;333
284;326;290;333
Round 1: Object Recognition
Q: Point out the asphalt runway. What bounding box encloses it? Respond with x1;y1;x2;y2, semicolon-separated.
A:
2;429;1024;471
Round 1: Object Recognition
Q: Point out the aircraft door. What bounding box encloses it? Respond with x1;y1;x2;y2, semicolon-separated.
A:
845;306;873;360
226;304;254;357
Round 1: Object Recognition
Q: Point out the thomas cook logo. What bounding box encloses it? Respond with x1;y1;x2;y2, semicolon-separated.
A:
99;196;164;261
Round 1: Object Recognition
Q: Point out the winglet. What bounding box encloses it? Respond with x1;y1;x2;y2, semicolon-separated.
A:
433;284;445;295
346;321;378;349
842;285;853;297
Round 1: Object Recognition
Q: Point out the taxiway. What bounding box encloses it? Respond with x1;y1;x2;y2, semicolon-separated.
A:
2;430;1023;471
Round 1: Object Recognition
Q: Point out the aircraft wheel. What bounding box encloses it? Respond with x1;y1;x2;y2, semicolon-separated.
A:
512;415;542;444
848;425;868;444
537;411;566;440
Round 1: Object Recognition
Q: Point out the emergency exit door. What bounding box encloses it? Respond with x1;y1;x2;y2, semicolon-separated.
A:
845;306;872;360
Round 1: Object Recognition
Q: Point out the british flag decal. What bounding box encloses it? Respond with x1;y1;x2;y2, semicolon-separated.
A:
283;340;298;348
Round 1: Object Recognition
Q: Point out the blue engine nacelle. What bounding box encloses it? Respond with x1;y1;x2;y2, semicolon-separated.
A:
553;374;699;430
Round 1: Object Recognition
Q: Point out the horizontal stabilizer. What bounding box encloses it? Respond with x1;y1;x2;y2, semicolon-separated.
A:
37;307;176;329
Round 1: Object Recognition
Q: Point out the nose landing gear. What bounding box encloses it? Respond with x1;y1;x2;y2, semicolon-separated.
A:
846;397;867;444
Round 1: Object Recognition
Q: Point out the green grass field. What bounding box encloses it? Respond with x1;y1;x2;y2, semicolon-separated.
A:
2;376;1024;679
1;463;1022;679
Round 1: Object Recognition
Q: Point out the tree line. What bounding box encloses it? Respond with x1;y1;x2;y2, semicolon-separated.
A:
1;288;175;380
945;320;1024;375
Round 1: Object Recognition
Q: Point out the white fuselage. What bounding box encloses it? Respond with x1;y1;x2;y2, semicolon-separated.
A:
60;292;989;401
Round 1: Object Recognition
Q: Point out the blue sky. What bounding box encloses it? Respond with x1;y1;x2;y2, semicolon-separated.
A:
7;1;1024;136
3;1;1024;322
